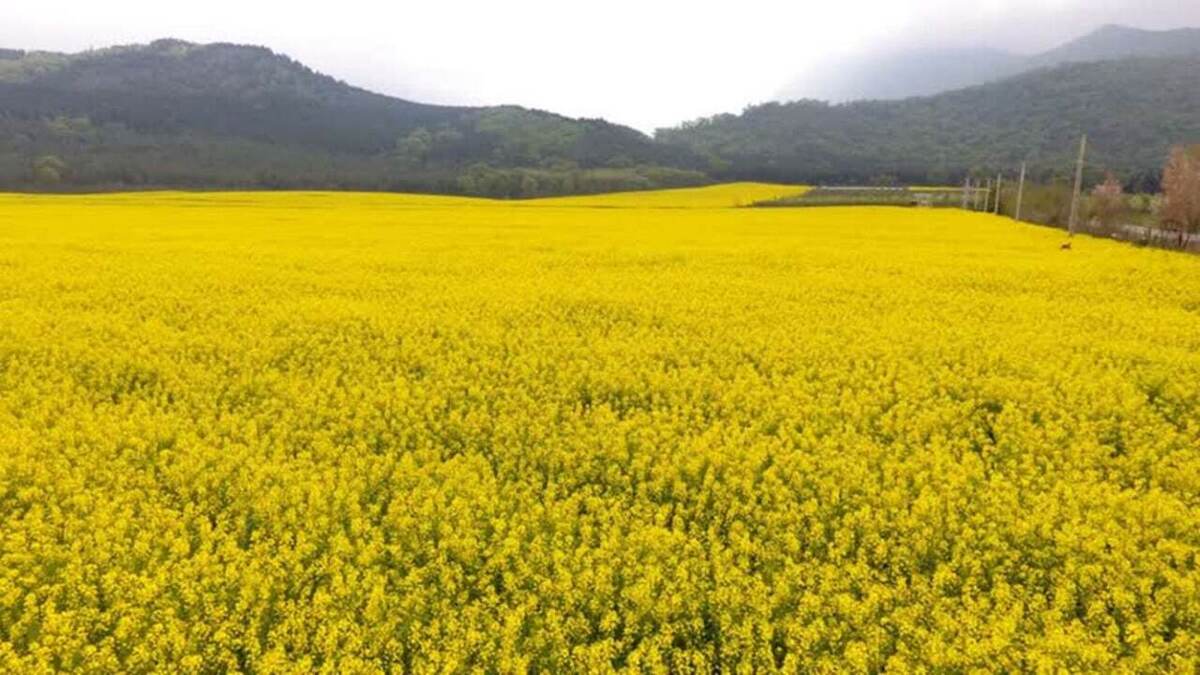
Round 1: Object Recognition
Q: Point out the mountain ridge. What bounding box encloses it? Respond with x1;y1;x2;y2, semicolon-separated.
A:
0;39;707;195
4;27;1200;193
1028;24;1200;69
660;55;1200;185
777;24;1200;103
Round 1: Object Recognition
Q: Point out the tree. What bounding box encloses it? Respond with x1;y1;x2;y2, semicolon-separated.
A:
394;128;433;167
1089;172;1126;230
32;155;67;185
1161;145;1200;248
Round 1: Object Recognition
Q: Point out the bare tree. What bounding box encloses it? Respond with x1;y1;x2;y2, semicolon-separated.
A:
1162;145;1200;248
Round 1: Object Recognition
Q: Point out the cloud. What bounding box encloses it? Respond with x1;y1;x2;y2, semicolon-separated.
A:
1;0;1198;132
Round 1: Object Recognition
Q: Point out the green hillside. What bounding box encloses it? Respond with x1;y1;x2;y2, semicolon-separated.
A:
0;40;705;195
659;56;1200;185
4;32;1200;194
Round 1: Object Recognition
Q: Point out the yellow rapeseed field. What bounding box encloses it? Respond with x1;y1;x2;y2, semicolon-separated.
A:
0;186;1198;672
528;182;808;208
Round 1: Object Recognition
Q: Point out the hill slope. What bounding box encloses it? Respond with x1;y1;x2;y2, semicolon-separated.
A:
778;24;1200;103
1027;24;1200;68
0;40;704;195
6;32;1200;194
661;56;1200;184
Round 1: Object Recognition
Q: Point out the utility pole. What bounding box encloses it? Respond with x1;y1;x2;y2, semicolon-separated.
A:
1068;135;1087;236
1015;162;1026;221
994;173;1003;214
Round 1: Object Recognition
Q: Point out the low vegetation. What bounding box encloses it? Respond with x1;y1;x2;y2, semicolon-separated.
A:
975;144;1200;250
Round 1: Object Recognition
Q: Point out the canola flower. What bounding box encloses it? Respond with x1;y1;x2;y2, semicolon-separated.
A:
527;183;808;208
0;186;1198;672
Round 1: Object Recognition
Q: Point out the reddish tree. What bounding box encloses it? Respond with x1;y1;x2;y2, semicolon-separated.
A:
1089;172;1125;228
1162;145;1200;247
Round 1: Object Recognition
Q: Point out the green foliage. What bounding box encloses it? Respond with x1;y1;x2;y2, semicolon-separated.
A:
659;57;1200;185
393;128;433;167
758;187;921;207
5;38;1199;197
0;50;70;83
30;155;67;184
1014;182;1075;228
474;107;585;165
455;164;708;198
0;41;703;196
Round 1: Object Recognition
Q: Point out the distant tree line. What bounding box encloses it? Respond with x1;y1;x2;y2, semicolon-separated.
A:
983;145;1200;250
4;40;1200;201
0;41;707;197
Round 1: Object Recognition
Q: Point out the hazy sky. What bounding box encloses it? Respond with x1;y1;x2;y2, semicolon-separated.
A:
3;0;1199;132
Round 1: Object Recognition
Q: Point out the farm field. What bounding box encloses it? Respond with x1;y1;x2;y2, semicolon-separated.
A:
527;182;809;208
0;186;1199;671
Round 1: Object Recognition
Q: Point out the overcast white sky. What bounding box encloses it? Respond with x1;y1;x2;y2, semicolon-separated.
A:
3;0;1199;132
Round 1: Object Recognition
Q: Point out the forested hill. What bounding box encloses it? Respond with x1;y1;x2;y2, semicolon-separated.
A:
0;40;705;195
1026;24;1200;69
658;56;1200;186
5;36;1200;194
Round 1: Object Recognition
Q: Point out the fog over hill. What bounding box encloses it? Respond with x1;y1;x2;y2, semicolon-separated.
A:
778;25;1200;103
8;0;1196;133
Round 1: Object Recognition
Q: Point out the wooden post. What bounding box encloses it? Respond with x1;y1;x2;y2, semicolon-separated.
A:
1068;135;1087;236
1015;162;1026;221
962;176;970;210
994;173;1003;214
984;179;991;212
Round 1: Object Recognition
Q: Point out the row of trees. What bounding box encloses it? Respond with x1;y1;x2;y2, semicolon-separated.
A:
1;109;707;198
0;38;708;198
982;145;1200;250
1081;145;1199;248
454;164;706;198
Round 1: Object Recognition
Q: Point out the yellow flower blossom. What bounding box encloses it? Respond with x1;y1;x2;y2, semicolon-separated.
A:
0;186;1197;671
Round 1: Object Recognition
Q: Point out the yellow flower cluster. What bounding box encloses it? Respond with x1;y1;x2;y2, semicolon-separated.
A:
0;186;1198;672
528;182;808;208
